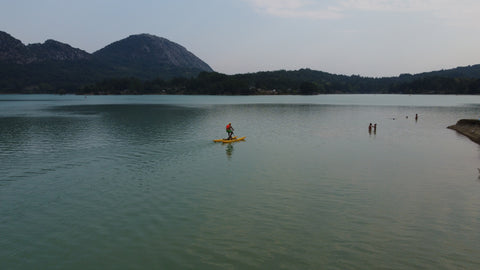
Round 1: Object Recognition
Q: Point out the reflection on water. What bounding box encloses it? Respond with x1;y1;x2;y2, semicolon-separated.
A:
225;144;234;159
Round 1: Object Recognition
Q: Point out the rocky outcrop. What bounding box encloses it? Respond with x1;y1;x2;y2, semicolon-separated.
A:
447;119;480;144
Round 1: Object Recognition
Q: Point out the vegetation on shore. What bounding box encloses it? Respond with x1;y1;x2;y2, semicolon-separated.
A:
3;68;480;95
76;69;480;95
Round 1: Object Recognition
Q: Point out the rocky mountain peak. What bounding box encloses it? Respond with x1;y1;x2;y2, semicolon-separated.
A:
27;39;90;61
0;31;90;63
0;31;215;91
0;31;30;63
94;33;213;71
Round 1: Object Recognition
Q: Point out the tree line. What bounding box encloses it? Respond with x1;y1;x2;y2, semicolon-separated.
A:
78;69;480;95
3;67;480;95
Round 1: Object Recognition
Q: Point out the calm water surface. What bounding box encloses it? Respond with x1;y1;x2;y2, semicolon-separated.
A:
1;95;480;269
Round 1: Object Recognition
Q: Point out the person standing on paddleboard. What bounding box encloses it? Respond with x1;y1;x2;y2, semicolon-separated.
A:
226;123;234;140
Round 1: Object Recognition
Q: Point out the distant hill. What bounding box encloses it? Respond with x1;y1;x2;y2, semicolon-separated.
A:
2;30;480;95
413;64;480;79
0;31;213;93
80;67;480;95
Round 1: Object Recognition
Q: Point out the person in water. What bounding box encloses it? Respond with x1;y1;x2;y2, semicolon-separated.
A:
226;123;234;140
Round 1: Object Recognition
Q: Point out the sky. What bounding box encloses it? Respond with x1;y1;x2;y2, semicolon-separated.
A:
1;0;480;77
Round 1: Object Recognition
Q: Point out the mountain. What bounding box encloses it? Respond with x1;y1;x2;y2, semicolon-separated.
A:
0;31;213;92
94;34;212;72
91;34;212;80
0;31;31;64
0;31;90;64
27;39;91;62
2;30;480;95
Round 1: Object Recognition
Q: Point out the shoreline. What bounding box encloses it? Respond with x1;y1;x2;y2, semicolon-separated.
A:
447;119;480;144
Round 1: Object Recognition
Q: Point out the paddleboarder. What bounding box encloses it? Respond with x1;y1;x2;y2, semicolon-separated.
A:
226;123;234;140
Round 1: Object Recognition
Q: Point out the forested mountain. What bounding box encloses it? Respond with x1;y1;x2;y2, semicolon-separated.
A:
411;64;480;79
1;30;480;95
0;31;213;93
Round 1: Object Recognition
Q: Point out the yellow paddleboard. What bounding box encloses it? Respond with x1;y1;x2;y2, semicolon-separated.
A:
213;136;246;143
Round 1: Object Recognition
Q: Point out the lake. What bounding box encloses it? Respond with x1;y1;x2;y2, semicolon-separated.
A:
1;94;480;269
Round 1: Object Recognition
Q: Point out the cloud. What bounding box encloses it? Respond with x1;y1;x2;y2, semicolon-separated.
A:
244;0;344;19
339;0;432;12
244;0;480;26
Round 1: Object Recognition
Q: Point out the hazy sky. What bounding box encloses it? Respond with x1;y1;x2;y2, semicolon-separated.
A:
2;0;480;77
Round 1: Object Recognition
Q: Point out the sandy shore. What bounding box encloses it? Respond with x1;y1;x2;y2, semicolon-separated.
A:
447;119;480;144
